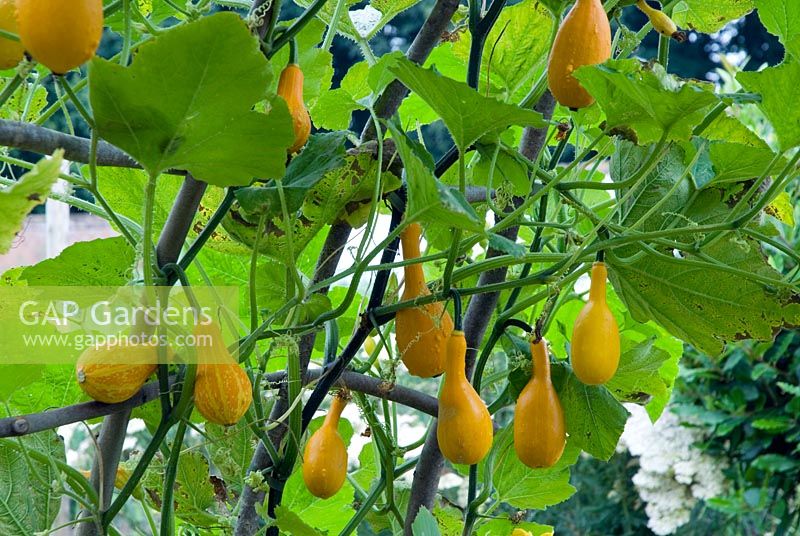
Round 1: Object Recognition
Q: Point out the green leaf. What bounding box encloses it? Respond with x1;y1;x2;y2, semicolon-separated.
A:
236;132;350;219
477;519;553;536
386;122;484;232
750;454;800;472
90;13;294;184
766;192;795;226
20;237;135;286
492;427;578;509
3;365;84;415
738;59;800;150
0;151;63;254
388;57;546;151
675;0;755;33
311;61;370;130
205;421;255;496
451;0;555;99
411;507;441;536
606;337;671;409
608;186;800;356
0;433;65;535
575;60;719;144
274;506;324;536
704;141;783;186
173;451;218;526
551;363;629;460
755;0;800;58
751;416;795;432
296;0;422;41
281;468;356;534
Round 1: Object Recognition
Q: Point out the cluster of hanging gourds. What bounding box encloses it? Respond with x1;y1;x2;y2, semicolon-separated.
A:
548;0;685;109
392;222;621;477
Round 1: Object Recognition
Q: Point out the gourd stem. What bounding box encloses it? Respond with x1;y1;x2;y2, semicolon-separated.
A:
450;289;463;331
288;37;298;65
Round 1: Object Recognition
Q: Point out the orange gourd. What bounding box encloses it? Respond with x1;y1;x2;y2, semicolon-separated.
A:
302;394;349;499
395;222;454;378
437;330;493;465
15;0;103;74
514;338;566;468
193;322;253;426
547;0;611;109
76;344;158;404
277;64;311;154
571;261;620;385
0;0;24;69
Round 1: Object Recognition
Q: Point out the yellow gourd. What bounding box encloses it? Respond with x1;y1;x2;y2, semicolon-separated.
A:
636;0;687;42
395;222;454;378
363;335;377;355
76;344;158;404
15;0;103;74
571;261;620;385
437;330;493;465
547;0;611;109
514;338;566;468
511;530;535;536
193;322;253;426
0;0;24;69
80;466;141;499
302;394;349;499
277;63;311;154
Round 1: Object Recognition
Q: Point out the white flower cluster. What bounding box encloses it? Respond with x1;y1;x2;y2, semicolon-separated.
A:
619;404;728;535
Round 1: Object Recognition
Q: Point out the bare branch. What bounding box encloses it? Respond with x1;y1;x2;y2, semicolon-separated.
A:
0;119;137;168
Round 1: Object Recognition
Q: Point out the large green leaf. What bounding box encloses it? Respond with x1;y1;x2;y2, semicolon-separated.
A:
575;59;719;144
274;506;324;536
756;0;800;57
608;185;800;355
411;507;441;536
387;122;485;233
552;363;630;460
738;59;800;150
90;13;294;184
311;61;370;130
491;427;578;509
20;237;135;286
388;57;546;151
0;433;65;535
0;151;63;254
281;469;356;534
674;0;755;33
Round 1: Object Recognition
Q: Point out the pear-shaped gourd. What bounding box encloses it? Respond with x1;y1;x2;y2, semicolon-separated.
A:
514;338;566;468
0;0;24;69
571;261;620;385
15;0;104;74
76;344;158;404
395;222;454;378
193;322;253;426
277;64;311;154
636;0;686;42
437;330;493;465
547;0;611;109
302;395;349;499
